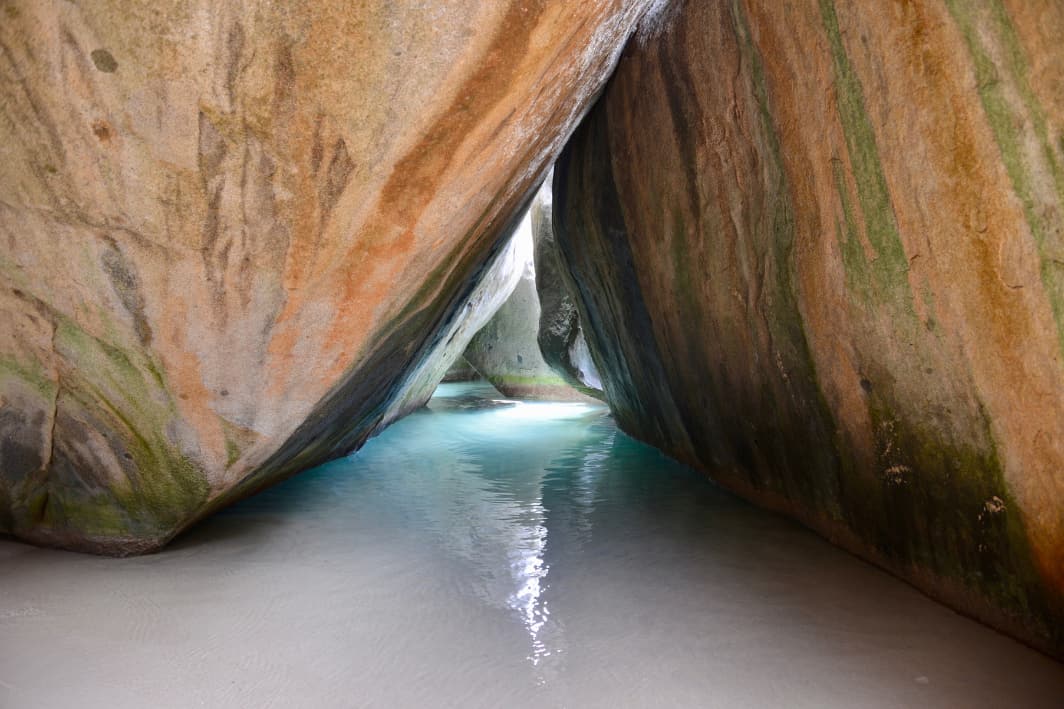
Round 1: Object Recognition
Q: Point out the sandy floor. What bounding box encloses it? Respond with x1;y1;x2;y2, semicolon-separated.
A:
2;382;1062;708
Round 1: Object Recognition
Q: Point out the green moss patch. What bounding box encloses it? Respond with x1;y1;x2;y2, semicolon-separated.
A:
47;317;210;540
945;0;1064;353
820;0;915;315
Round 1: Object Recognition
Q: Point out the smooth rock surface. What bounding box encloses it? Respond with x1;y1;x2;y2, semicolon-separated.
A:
0;0;654;553
464;209;590;401
554;0;1064;657
531;179;605;399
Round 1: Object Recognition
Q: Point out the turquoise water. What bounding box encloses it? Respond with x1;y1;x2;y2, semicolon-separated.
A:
2;381;1062;707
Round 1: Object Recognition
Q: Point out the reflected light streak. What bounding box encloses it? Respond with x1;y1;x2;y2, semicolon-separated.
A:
492;400;600;421
507;515;552;670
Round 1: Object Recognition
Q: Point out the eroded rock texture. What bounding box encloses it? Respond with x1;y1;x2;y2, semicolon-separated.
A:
554;0;1064;656
0;0;653;553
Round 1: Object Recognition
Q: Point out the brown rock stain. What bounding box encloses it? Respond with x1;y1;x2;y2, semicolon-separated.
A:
91;120;112;142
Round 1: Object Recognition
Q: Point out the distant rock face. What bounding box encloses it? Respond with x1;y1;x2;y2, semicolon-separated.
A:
442;357;481;384
464;210;589;401
554;0;1064;657
0;0;654;553
530;182;604;399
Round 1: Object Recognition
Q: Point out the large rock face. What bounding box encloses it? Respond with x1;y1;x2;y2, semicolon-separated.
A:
0;0;654;553
554;0;1064;656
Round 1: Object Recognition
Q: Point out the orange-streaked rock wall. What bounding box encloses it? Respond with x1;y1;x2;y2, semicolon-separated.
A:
0;0;653;553
554;0;1064;657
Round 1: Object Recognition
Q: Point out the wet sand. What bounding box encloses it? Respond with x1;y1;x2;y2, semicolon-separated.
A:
2;382;1062;707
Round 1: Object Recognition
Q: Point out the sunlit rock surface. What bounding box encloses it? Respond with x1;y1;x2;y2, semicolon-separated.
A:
464;210;591;401
530;181;604;399
554;0;1064;657
0;0;654;554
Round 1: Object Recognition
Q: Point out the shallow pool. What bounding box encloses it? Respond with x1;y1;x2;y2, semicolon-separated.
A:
1;381;1061;707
